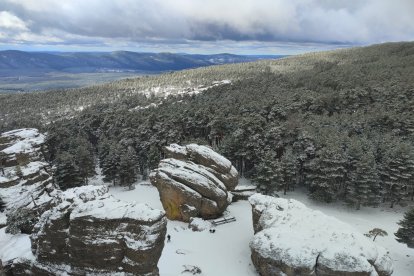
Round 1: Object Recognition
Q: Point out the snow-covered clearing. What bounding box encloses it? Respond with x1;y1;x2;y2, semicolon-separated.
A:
1;178;413;275
110;182;258;276
111;180;414;276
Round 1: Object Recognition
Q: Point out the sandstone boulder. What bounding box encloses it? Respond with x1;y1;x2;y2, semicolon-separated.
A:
12;185;167;276
164;144;238;190
249;194;393;276
150;144;238;222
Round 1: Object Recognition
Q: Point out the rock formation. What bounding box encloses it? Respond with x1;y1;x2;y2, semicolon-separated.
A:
0;128;55;234
11;185;167;276
150;144;238;222
0;128;51;189
249;194;393;276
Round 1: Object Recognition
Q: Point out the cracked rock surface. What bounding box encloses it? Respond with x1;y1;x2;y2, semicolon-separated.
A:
150;144;238;222
11;185;167;276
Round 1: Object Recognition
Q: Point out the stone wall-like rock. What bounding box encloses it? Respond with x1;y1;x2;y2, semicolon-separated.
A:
249;194;393;276
150;144;238;222
12;185;167;276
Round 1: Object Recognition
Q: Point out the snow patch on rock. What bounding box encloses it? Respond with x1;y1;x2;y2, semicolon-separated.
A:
249;194;393;276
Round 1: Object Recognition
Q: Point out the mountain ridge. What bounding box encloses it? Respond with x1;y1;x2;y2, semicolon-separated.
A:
0;50;284;75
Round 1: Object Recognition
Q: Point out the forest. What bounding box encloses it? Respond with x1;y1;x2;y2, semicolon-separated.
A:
1;42;414;209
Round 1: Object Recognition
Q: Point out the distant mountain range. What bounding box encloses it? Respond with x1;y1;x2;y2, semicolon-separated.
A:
0;50;283;76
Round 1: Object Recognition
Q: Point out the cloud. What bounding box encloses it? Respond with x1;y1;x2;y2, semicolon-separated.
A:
0;0;413;52
0;11;28;31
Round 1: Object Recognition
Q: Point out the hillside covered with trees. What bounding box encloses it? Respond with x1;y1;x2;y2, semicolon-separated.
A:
1;42;414;209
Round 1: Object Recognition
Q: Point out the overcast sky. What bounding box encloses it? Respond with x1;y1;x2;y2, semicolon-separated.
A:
0;0;413;54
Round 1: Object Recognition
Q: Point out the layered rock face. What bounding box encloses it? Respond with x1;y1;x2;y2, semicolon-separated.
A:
12;185;167;276
0;128;50;188
0;128;54;231
249;194;393;276
150;144;238;222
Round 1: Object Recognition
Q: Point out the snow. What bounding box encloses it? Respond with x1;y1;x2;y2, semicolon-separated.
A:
0;213;6;226
249;194;392;274
1;175;412;275
188;218;212;232
109;182;258;276
109;179;413;276
0;228;33;262
186;144;232;172
165;144;188;157
1;128;45;155
277;187;414;276
70;197;165;222
158;158;227;194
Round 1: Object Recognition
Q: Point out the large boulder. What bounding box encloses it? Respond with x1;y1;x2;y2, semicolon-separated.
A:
11;185;167;276
248;194;393;276
150;144;238;222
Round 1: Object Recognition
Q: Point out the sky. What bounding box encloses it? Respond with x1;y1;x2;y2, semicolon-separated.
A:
0;0;413;55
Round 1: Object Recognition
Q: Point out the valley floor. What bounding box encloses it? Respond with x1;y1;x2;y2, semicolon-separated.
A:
1;179;413;276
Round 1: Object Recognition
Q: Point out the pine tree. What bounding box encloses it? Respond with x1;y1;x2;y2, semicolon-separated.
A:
308;146;347;203
54;152;83;190
346;143;381;209
381;143;414;207
395;208;414;248
254;150;282;195
75;139;95;185
101;143;120;185
280;148;298;195
148;145;161;170
98;137;111;168
119;147;138;189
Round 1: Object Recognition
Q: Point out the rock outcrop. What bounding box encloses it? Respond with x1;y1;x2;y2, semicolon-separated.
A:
11;185;167;276
0;128;54;233
0;128;50;188
150;144;238;222
248;194;393;276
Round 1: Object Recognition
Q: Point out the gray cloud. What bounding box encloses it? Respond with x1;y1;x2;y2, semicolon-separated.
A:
0;0;413;52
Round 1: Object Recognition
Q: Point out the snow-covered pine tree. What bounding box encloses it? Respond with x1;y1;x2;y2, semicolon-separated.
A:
54;152;83;190
98;137;111;168
381;143;414;207
119;147;138;189
148;145;161;170
395;208;414;248
346;150;380;209
254;150;282;195
101;143;121;185
308;147;347;203
280;147;298;195
75;138;95;185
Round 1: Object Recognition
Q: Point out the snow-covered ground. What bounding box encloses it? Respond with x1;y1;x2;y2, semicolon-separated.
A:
1;178;413;275
110;182;257;276
111;181;414;276
277;187;414;276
